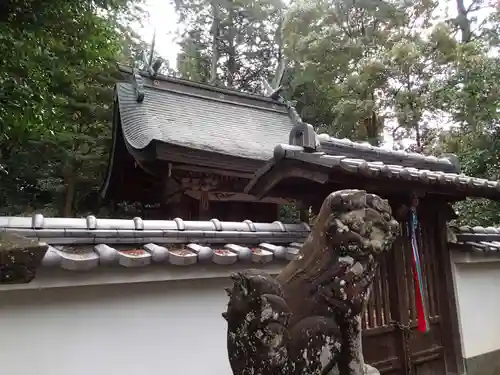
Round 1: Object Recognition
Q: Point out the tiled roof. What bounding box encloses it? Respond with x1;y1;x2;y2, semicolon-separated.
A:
451;226;500;252
115;82;293;161
0;215;309;271
317;134;459;173
246;144;500;199
1;214;496;272
117;66;460;170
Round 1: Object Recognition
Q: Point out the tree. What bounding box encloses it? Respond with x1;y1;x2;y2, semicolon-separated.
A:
437;50;500;225
0;0;146;216
281;0;447;146
173;0;285;93
427;1;500;225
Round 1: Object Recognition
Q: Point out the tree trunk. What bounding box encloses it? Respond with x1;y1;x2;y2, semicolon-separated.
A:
456;0;472;42
226;0;236;87
209;1;220;85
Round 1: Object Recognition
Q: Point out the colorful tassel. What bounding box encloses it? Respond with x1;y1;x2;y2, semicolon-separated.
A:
409;202;430;333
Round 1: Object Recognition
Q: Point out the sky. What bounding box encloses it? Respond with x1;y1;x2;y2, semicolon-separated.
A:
138;0;180;69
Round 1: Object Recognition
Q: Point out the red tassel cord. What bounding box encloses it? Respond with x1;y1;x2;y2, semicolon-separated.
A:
409;198;430;333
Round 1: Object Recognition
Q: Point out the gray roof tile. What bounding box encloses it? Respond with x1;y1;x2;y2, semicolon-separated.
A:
116;82;294;160
256;144;500;199
452;225;500;253
39;242;304;270
0;215;309;271
1;214;497;270
317;134;458;172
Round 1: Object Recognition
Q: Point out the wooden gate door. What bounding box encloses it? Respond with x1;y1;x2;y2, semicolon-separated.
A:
361;204;460;375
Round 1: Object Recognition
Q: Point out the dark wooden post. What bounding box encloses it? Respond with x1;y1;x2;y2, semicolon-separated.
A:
434;202;465;375
387;233;412;375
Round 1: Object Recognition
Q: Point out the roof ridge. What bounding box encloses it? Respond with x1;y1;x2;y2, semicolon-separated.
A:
454;225;500;234
0;215;310;232
117;64;284;105
452;226;500;253
316;134;460;172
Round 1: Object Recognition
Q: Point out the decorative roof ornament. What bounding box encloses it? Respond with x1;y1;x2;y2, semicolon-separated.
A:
142;30;163;77
132;30;164;103
260;59;318;152
132;67;145;102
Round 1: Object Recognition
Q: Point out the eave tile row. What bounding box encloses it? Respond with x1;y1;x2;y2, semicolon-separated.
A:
42;242;304;271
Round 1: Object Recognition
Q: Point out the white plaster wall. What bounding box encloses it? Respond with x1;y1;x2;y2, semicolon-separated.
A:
452;256;500;359
0;278;233;375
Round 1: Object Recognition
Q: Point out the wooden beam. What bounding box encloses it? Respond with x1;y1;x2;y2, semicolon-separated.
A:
155;143;264;174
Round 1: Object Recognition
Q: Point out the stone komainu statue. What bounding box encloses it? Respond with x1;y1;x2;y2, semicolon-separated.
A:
222;190;400;375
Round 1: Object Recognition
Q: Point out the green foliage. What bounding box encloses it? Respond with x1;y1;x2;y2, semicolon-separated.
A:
3;0;500;229
281;0;456;147
278;0;500;224
0;0;146;216
279;203;301;224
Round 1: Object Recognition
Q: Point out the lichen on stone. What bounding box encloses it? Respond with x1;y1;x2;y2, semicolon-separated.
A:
223;190;398;375
0;232;48;284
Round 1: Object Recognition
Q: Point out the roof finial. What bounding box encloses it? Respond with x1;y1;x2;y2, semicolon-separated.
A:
260;58;287;101
260;60;318;152
142;29;163;76
149;29;156;68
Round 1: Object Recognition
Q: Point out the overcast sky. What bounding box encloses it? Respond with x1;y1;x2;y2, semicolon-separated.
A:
138;0;180;69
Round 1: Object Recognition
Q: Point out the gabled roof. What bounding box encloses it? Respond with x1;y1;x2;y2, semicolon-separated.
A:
246;143;500;200
103;67;466;202
115;67;293;161
102;67;298;201
113;66;462;169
